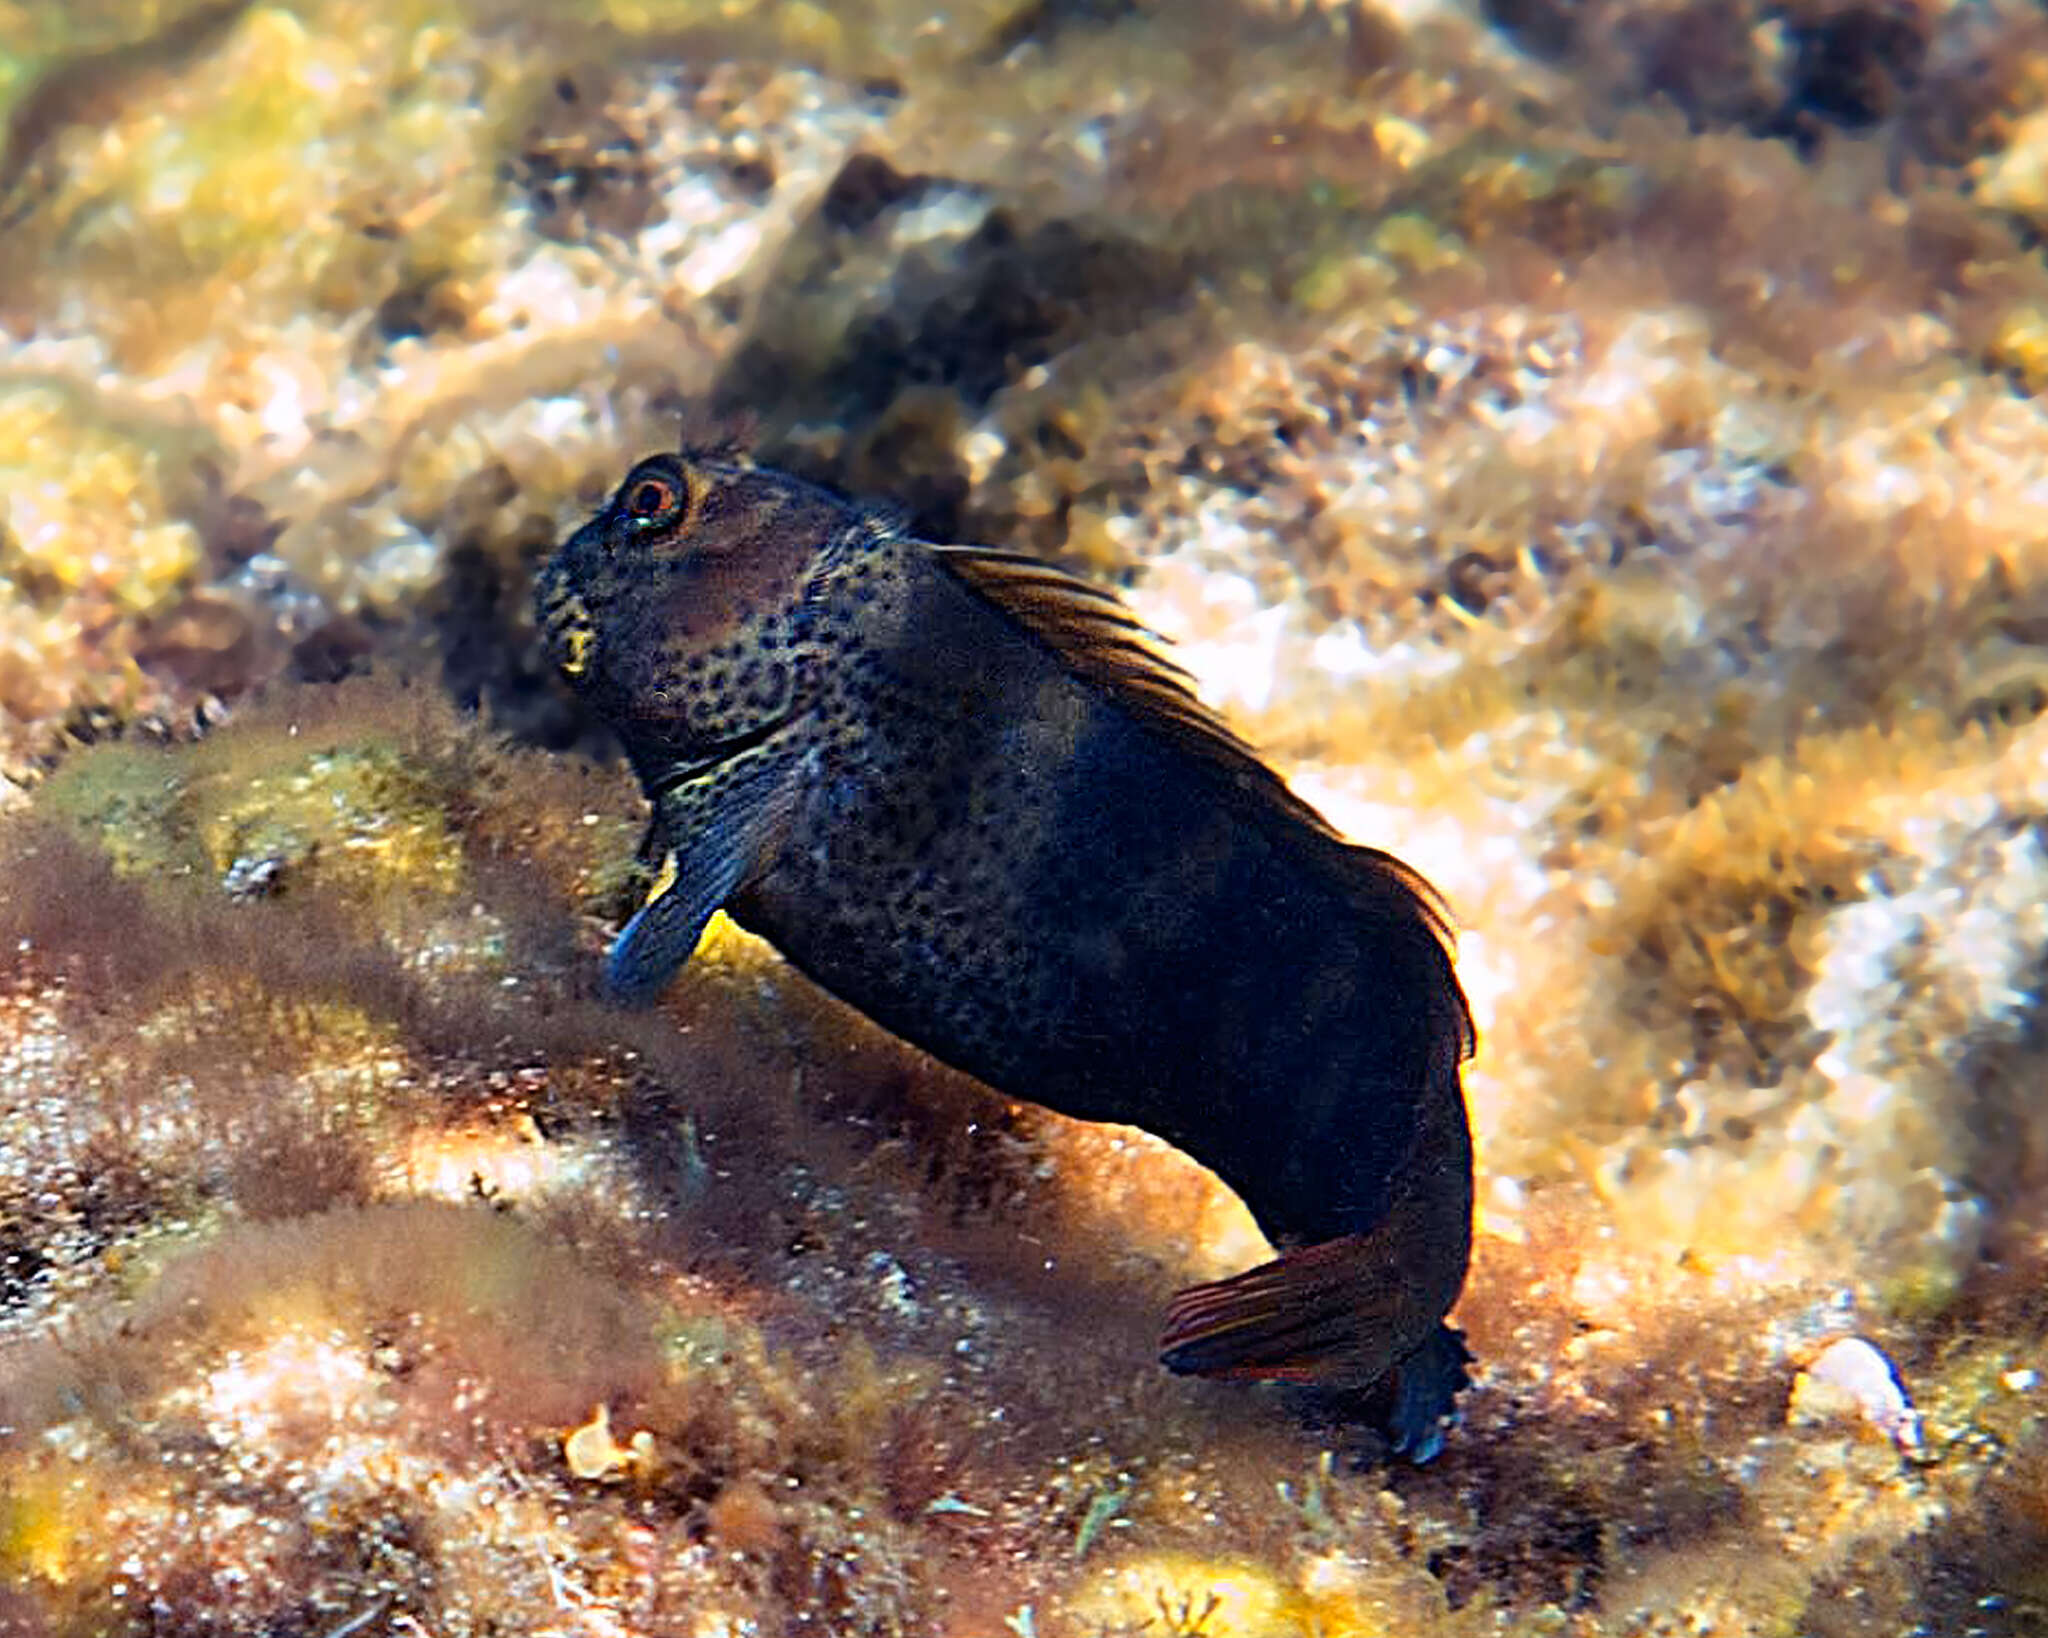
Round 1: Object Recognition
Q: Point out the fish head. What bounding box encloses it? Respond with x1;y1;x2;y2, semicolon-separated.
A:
536;451;857;781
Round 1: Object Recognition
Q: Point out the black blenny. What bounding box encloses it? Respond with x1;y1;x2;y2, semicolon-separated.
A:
536;447;1477;1458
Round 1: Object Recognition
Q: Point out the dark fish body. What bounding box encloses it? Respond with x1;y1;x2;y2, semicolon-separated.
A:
536;450;1477;1458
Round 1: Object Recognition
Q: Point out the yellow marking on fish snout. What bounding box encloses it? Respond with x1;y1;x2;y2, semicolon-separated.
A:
562;623;595;678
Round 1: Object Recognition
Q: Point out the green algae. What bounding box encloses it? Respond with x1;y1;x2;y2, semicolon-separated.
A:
32;740;210;879
2;0;524;353
62;6;499;291
36;718;464;903
197;742;465;899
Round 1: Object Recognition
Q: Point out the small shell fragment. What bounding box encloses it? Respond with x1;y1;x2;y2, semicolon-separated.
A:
1788;1336;1921;1452
564;1403;658;1481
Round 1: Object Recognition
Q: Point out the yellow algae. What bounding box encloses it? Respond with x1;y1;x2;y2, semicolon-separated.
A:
19;0;509;352
590;0;855;55
1290;251;1401;317
64;8;345;273
1369;212;1467;275
772;1;844;59
1372;115;1432;171
594;0;729;31
1061;1548;1403;1638
1987;304;2048;394
36;728;466;902
0;1469;80;1585
0;384;205;614
30;736;210;878
194;743;464;901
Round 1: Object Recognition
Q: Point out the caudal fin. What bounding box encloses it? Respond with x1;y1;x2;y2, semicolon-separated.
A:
1157;1234;1470;1460
1157;1233;1410;1386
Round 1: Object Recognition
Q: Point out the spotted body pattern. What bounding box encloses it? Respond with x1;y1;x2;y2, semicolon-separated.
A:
536;449;1477;1458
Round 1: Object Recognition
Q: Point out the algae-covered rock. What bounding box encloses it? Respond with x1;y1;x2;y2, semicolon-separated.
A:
3;0;2048;1630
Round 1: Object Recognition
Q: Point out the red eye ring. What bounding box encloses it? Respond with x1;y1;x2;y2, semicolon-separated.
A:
624;473;678;522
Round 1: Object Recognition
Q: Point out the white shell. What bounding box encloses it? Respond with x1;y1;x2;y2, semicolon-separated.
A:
1787;1336;1921;1452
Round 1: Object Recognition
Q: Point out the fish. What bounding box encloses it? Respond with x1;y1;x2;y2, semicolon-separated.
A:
534;444;1477;1459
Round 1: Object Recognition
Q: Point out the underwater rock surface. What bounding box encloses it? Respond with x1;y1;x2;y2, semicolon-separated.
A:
1;0;2047;1632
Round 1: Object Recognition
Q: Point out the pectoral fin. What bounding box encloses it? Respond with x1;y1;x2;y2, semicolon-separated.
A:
606;756;793;1005
606;842;746;1005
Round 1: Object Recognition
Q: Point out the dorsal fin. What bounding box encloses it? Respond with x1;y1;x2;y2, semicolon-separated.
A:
676;406;758;465
933;543;1313;814
929;542;1468;1018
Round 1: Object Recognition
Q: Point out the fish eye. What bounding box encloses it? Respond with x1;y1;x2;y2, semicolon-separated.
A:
622;470;682;526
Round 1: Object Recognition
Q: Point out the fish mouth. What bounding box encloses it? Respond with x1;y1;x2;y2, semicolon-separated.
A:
642;704;804;800
534;561;596;681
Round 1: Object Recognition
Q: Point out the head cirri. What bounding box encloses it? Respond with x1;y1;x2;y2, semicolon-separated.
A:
535;452;862;776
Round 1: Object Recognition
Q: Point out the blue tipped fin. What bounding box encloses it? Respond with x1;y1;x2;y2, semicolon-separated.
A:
607;764;796;1004
607;741;803;1006
606;840;749;1005
1158;1234;1467;1462
1380;1324;1471;1463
